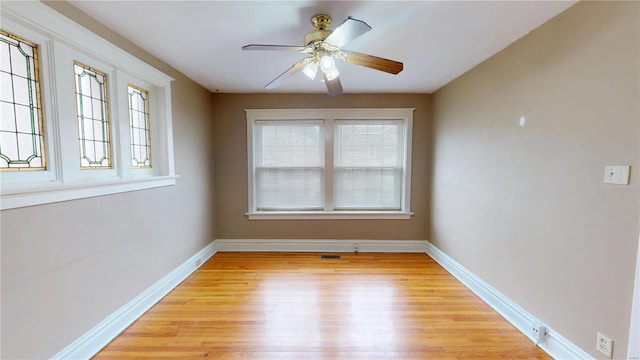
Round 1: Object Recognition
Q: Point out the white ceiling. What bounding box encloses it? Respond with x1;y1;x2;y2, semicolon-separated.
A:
69;1;576;94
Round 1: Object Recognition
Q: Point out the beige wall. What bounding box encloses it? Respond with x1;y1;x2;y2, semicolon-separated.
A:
4;1;638;359
431;2;639;359
212;93;430;240
0;3;216;359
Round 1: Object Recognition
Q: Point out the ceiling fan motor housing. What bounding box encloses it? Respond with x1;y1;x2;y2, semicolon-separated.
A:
304;14;333;46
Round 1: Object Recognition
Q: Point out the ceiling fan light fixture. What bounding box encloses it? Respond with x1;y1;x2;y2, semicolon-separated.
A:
320;55;339;81
242;14;403;96
302;61;319;80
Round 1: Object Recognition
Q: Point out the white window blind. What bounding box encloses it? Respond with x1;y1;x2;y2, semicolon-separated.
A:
254;120;324;210
334;120;403;210
246;108;413;220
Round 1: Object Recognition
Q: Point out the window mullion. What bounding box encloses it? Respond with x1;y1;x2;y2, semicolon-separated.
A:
324;117;334;211
52;43;80;182
115;70;131;178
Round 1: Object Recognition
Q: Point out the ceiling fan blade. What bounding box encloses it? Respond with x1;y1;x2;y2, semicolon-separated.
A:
265;57;313;89
342;50;403;75
242;44;306;52
324;17;372;48
323;73;343;96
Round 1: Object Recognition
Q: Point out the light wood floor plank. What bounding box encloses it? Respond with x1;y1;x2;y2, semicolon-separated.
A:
93;253;550;359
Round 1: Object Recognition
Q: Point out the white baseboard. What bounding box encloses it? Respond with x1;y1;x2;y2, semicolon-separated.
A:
425;241;593;360
50;239;591;360
51;241;217;360
214;238;428;253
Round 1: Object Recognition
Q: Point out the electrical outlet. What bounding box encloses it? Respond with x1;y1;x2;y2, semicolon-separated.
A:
603;165;630;185
597;332;613;358
195;258;202;267
354;243;359;254
532;324;547;343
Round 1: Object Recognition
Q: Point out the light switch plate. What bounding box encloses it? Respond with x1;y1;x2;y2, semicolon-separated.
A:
604;165;630;185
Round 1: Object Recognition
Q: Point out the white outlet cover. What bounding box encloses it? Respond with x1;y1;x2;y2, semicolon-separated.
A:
597;332;614;358
604;165;630;185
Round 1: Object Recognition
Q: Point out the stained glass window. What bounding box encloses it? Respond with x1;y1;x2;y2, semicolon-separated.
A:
0;30;45;170
74;61;111;168
128;84;151;168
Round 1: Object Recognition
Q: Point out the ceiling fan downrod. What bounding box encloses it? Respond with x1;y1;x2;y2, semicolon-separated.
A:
304;14;333;46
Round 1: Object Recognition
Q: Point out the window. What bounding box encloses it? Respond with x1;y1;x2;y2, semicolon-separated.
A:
0;2;176;210
0;30;45;170
74;61;111;168
128;84;151;168
246;108;414;220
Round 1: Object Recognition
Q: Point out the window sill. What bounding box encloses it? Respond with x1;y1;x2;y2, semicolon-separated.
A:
1;175;179;210
245;211;414;220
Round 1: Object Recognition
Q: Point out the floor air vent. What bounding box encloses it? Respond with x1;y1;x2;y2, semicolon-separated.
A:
320;255;341;259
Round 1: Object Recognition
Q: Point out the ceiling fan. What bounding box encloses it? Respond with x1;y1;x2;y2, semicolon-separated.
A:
242;14;403;96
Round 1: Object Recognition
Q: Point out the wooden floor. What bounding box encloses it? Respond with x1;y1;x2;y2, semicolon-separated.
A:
93;253;551;359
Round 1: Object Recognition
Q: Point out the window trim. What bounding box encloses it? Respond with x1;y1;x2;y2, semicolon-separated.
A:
245;108;414;220
0;2;177;210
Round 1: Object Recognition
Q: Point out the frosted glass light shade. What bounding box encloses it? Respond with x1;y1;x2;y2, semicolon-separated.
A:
319;55;339;81
302;62;319;80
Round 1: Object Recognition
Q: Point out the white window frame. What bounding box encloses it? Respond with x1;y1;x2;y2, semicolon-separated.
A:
246;108;414;220
0;2;176;210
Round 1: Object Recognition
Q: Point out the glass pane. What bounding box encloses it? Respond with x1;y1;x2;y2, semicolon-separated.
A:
74;61;111;168
80;95;92;120
92;119;104;142
0;42;10;73
90;75;103;99
128;85;151;168
10;45;28;78
79;117;91;141
17;132;35;161
334;168;402;210
0;131;18;160
94;140;104;162
0;102;16;132
335;121;403;167
91;97;103;122
12;75;30;106
0;72;13;102
0;30;45;170
256;168;323;210
30;156;41;168
256;122;322;167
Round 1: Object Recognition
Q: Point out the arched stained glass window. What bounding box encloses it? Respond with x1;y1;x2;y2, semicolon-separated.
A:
128;84;151;168
74;61;111;168
0;30;45;170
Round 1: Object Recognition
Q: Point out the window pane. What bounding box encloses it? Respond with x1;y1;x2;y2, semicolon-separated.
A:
256;168;323;210
0;30;46;170
335;121;403;167
254;121;323;210
334;168;402;210
74;61;111;168
128;85;151;167
256;121;323;167
334;120;404;210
